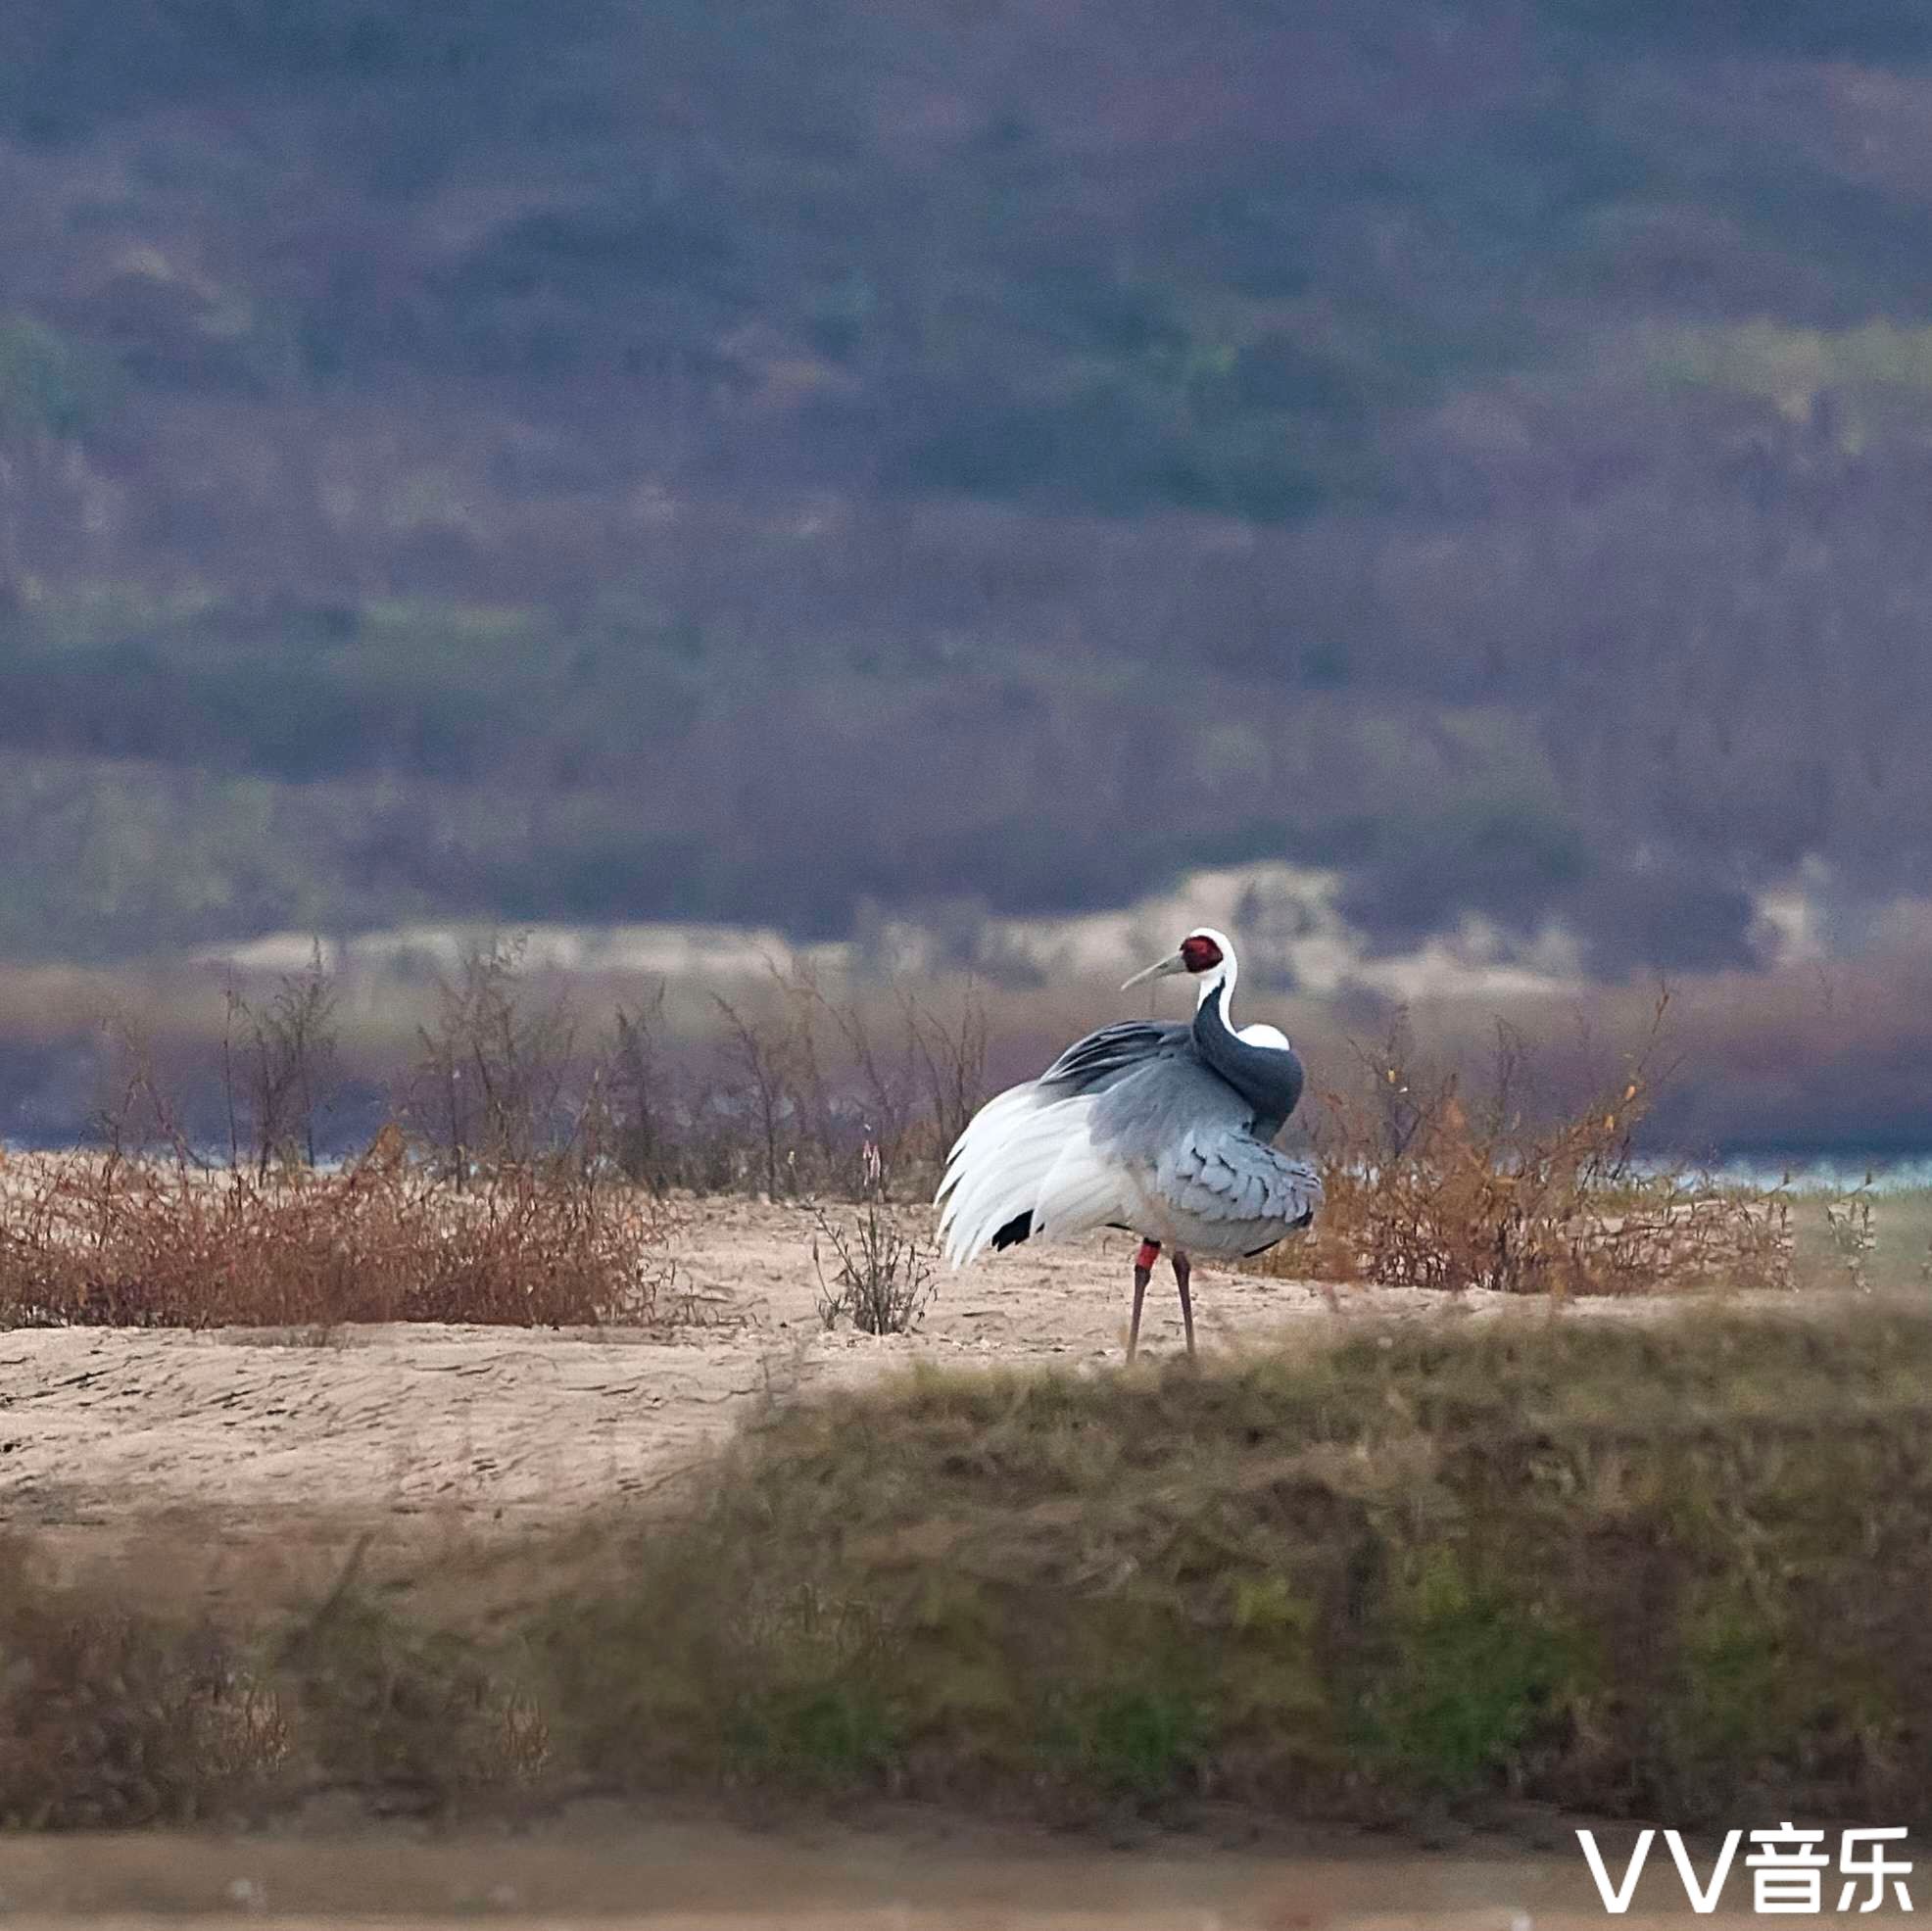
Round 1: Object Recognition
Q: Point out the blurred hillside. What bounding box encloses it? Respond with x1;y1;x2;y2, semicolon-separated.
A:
4;0;1932;966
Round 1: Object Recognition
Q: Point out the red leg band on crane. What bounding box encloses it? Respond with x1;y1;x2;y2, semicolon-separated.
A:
1135;1239;1161;1270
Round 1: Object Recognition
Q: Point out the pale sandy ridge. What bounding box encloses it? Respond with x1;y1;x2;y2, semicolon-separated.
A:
0;1196;1798;1540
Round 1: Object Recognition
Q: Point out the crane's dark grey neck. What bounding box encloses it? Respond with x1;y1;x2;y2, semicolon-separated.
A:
1194;982;1304;1136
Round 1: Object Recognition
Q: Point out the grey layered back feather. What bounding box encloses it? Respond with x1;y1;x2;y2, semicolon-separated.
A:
1088;1052;1321;1251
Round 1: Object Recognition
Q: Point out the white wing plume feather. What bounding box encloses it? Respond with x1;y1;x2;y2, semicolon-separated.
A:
936;1082;1127;1267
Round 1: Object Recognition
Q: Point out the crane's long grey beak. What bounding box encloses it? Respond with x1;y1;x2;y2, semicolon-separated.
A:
1121;950;1187;991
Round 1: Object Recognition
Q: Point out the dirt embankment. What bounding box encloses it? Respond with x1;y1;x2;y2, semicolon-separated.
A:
0;1206;1898;1927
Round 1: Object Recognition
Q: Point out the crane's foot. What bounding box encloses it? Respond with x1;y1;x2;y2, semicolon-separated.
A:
1173;1248;1196;1359
1128;1238;1159;1362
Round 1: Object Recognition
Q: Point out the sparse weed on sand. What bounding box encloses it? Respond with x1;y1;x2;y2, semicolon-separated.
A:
809;1197;939;1334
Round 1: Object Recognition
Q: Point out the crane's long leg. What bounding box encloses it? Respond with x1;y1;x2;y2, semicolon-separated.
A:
1129;1238;1159;1362
1173;1248;1195;1359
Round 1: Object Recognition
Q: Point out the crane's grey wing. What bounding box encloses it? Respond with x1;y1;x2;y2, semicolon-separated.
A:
1085;1055;1320;1247
1039;1020;1190;1096
1157;1123;1323;1240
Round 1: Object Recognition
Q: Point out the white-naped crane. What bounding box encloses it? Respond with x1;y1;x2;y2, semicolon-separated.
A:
936;927;1320;1360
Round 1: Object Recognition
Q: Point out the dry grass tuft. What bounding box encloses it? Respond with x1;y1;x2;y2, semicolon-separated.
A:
1286;995;1793;1295
0;1147;672;1328
0;938;676;1328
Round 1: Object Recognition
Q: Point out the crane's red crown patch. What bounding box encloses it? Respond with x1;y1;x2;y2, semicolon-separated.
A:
1180;933;1224;973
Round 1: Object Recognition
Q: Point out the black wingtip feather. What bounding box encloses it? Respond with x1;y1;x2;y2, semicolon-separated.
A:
991;1210;1034;1251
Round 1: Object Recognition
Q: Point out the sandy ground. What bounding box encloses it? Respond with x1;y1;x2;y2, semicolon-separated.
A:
0;1196;1700;1543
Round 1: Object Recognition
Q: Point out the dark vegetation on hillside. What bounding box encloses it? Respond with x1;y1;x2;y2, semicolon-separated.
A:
4;1;1932;959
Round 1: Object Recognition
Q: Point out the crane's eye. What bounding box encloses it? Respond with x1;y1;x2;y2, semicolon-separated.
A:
1179;935;1223;973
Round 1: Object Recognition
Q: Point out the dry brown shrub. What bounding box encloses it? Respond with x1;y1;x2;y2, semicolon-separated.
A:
0;1143;674;1328
0;941;678;1329
1287;993;1794;1296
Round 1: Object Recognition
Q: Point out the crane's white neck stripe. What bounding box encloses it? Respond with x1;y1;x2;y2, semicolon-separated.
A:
1200;967;1290;1052
1195;957;1235;1012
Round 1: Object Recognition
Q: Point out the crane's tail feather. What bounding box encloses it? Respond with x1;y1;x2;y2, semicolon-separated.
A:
936;1084;1118;1267
1029;1125;1129;1246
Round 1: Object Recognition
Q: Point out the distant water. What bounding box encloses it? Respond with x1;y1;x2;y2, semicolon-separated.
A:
1659;1150;1932;1194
